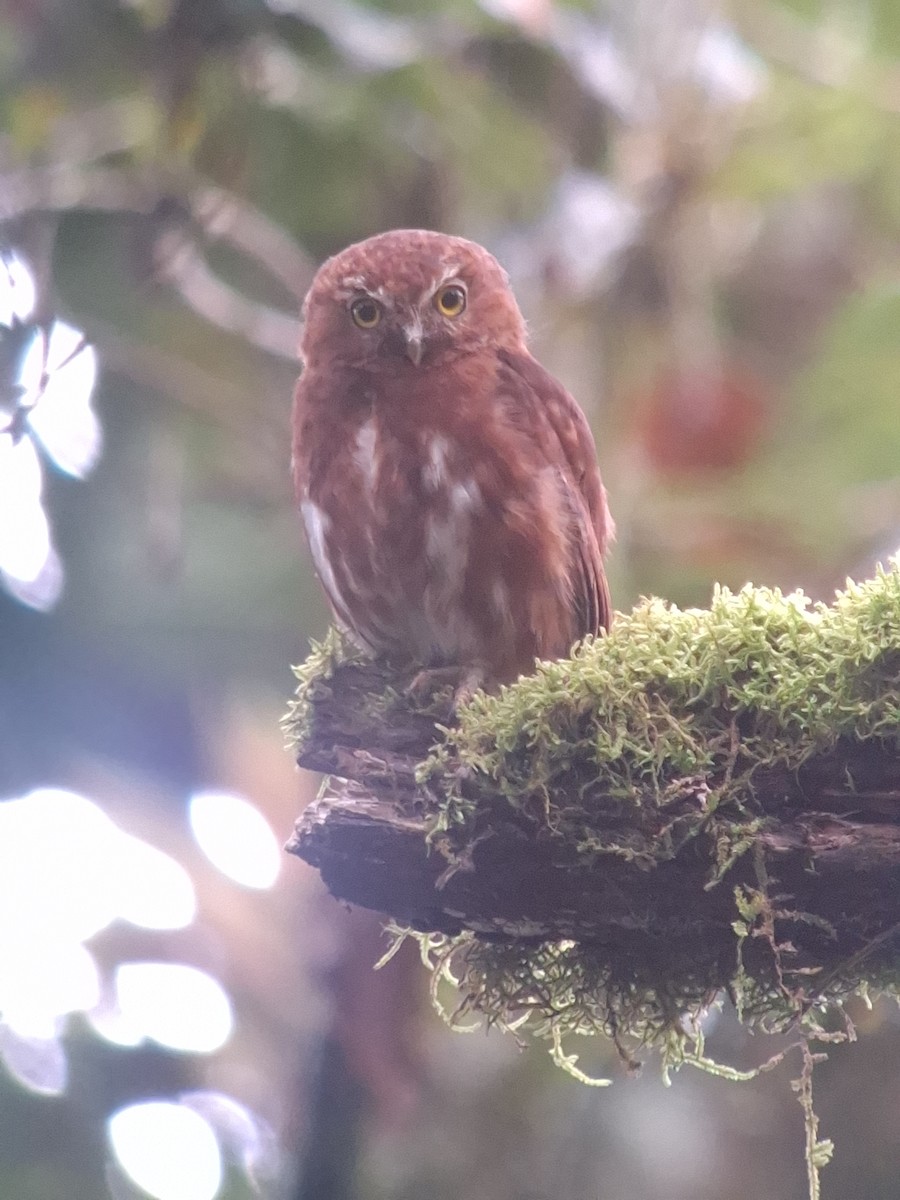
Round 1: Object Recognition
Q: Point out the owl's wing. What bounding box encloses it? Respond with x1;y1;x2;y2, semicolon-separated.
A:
499;349;613;635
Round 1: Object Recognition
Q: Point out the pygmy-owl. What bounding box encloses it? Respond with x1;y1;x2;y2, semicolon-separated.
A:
292;229;612;691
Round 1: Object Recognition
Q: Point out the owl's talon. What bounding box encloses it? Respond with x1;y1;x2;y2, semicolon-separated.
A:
405;665;486;713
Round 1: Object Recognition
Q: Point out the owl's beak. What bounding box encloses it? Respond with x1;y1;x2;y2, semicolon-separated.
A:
402;325;424;366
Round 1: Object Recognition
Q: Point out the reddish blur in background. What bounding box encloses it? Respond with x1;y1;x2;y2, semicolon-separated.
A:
1;2;900;1198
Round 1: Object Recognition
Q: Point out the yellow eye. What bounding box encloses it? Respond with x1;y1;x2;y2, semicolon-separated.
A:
350;297;381;329
434;284;467;318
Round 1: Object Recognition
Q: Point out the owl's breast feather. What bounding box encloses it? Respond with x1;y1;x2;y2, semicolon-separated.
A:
294;365;595;676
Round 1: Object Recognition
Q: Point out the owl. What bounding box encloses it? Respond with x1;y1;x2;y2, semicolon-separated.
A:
292;229;612;692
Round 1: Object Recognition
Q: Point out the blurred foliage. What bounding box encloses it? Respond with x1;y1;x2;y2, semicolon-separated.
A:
2;0;900;1198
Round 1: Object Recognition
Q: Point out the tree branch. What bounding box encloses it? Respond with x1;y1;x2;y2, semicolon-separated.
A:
287;661;900;984
285;572;900;1004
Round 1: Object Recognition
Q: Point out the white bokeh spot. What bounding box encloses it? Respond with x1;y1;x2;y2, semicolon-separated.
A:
0;252;36;326
0;941;100;1039
108;1101;222;1200
21;321;101;478
0;787;202;1059
0;252;101;609
113;962;234;1054
0;1025;68;1097
0;433;62;609
0;788;124;948
112;833;197;931
189;790;281;889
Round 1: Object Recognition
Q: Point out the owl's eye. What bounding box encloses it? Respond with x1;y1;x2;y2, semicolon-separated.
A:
434;284;467;318
350;297;381;329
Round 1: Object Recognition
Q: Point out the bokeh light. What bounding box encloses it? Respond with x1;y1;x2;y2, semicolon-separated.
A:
0;941;100;1039
112;963;234;1054
1;254;100;609
0;1025;68;1097
20;320;101;479
0;250;36;325
189;790;281;889
0;788;196;949
182;1091;280;1185
0;788;125;946
108;1101;222;1200
0;433;62;610
112;834;197;931
0;788;202;1076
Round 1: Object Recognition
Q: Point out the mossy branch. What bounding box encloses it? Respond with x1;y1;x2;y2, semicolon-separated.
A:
289;655;900;966
285;564;900;1052
285;565;900;1198
287;565;899;978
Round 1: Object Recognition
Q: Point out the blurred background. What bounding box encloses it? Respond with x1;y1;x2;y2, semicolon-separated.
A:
1;1;900;1198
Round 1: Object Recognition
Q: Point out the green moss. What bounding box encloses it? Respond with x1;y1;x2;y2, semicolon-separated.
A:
282;626;363;749
440;563;900;795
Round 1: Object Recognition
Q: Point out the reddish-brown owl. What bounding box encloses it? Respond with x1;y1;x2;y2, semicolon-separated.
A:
292;229;612;691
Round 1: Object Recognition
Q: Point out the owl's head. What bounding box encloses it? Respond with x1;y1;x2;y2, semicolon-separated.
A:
299;229;527;371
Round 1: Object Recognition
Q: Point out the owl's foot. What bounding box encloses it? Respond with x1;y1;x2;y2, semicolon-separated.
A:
406;665;486;713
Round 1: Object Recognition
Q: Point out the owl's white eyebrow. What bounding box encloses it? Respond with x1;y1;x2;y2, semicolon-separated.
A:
436;264;463;287
336;276;390;303
418;267;464;307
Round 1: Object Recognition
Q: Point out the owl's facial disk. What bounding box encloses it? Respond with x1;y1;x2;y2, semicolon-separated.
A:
300;230;527;372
